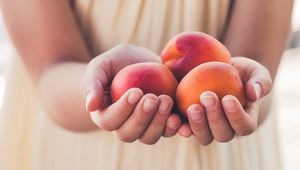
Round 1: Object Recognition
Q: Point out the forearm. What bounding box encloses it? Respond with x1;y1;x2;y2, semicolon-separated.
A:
39;62;97;131
223;0;293;124
223;0;293;78
1;0;96;131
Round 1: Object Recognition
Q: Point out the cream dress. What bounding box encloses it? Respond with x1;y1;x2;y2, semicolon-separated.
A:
0;0;281;170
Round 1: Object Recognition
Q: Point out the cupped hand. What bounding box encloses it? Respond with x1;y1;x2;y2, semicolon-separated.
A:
178;57;272;145
80;44;181;144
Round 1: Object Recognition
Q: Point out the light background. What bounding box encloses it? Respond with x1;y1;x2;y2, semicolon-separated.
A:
1;1;300;169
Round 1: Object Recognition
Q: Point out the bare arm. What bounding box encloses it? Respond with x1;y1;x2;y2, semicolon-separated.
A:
1;0;182;141
183;1;294;144
1;0;95;131
223;0;294;124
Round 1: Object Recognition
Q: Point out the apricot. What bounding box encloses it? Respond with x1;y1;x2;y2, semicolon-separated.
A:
176;62;245;116
111;62;178;102
161;32;231;80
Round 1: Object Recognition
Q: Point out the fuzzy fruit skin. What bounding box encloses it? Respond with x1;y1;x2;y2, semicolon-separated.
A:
111;62;178;102
161;32;231;80
176;62;245;116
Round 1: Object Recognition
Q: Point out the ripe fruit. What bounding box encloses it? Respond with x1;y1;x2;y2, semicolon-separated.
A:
161;32;231;80
111;62;178;102
176;62;245;116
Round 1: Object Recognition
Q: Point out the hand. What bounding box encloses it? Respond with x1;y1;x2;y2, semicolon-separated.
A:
178;57;272;145
81;44;182;144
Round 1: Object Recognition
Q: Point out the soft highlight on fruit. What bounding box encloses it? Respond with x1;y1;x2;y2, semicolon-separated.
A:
161;32;231;80
176;62;245;116
111;62;178;102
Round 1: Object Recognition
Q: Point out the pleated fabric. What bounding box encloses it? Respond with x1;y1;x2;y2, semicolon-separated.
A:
0;0;281;170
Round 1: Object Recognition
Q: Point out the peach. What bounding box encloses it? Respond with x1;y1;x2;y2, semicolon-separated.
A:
161;32;231;80
176;62;245;116
111;62;178;102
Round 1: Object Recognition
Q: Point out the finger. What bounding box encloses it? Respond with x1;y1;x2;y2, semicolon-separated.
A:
80;57;111;112
139;95;173;144
222;95;258;136
117;94;159;143
246;76;272;101
200;92;234;142
232;57;272;101
187;104;213;145
178;123;193;138
90;88;143;131
163;114;181;137
83;81;104;112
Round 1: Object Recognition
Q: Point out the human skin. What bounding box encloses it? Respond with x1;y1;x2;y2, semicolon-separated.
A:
0;0;182;145
0;0;293;145
181;0;294;144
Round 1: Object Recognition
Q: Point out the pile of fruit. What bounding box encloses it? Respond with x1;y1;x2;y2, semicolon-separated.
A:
111;32;245;116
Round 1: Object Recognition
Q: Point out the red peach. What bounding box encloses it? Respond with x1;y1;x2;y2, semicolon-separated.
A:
111;62;178;102
161;32;231;80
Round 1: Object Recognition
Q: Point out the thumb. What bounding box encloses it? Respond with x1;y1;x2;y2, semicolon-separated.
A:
231;57;272;102
81;57;111;112
83;82;105;112
245;67;272;102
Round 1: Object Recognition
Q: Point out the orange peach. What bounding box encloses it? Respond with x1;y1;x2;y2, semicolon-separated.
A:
111;62;178;102
161;32;231;80
176;62;245;116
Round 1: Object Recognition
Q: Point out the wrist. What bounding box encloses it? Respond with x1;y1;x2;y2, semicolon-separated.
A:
38;62;97;132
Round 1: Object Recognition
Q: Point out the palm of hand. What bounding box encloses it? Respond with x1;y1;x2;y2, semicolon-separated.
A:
81;44;182;144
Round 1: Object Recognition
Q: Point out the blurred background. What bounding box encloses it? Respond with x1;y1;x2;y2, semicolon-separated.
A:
0;1;300;170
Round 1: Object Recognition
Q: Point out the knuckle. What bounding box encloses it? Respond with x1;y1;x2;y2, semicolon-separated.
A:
163;129;176;138
207;114;223;123
80;81;98;96
191;123;203;132
193;129;214;145
154;112;170;125
134;112;154;127
80;79;95;96
152;116;168;126
80;81;88;95
98;119;115;131
201;138;214;145
139;137;159;145
228;113;245;123
215;134;234;143
259;68;273;95
117;132;136;143
87;54;109;71
114;43;133;52
196;135;214;145
238;125;256;136
88;56;99;67
135;119;146;127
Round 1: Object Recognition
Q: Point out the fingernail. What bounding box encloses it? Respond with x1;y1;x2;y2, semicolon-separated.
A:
201;93;215;108
128;91;142;104
143;98;158;112
86;92;93;111
168;120;178;128
254;83;261;99
158;100;170;114
223;96;236;112
188;106;203;123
